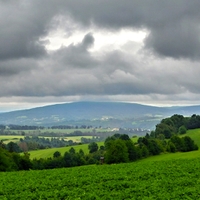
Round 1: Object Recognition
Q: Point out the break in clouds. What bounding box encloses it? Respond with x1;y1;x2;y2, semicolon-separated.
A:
1;0;200;108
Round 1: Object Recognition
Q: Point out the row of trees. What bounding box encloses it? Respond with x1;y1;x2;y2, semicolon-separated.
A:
3;136;103;153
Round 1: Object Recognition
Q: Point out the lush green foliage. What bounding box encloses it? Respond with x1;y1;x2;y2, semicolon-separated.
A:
153;114;200;139
0;147;32;171
1;158;200;199
0;127;200;199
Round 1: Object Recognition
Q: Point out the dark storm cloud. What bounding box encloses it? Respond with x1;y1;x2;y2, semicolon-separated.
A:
0;0;58;60
1;0;200;60
52;33;97;68
0;59;36;76
58;0;200;59
1;0;200;107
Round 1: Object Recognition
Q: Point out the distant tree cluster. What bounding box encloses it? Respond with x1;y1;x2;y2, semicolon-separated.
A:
8;125;45;130
21;136;70;150
150;114;200;139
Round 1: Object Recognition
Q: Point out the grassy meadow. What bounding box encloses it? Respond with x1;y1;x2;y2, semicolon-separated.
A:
27;137;139;159
0;135;24;144
28;141;105;159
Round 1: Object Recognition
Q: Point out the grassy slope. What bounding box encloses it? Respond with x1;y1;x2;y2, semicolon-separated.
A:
183;128;200;147
28;142;105;159
1;157;200;199
139;128;200;162
28;137;139;159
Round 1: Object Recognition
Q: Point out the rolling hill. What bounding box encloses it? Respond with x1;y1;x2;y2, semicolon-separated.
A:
1;101;200;129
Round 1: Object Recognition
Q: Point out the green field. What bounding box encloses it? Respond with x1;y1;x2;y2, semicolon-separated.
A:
1;158;200;199
63;136;93;142
0;135;24;144
0;135;93;145
28;142;105;159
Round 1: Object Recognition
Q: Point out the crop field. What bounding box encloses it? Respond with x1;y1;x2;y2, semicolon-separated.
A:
63;136;93;142
1;158;200;199
0;135;94;145
0;135;24;144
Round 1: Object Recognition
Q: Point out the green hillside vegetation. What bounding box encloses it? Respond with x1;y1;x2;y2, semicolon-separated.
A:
1;158;200;199
182;128;200;147
1;114;200;171
28;137;138;159
1;115;200;199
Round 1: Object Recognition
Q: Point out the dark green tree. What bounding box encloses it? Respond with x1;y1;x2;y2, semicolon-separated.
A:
105;139;129;164
182;136;198;151
178;125;187;134
88;142;98;153
69;147;76;154
170;135;186;152
53;151;61;158
7;142;22;153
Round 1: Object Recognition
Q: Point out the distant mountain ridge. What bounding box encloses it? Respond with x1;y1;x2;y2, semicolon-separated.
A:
0;101;200;129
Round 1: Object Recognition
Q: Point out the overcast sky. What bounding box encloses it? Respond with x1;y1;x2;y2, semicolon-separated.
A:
1;0;200;111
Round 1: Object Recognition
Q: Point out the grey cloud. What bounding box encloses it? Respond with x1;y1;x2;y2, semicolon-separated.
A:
52;33;97;68
0;41;199;103
1;0;200;60
0;0;59;60
58;0;200;59
145;21;200;59
82;33;94;49
0;59;38;77
1;0;200;107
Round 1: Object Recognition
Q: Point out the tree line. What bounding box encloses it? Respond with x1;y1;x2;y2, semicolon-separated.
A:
151;114;200;139
3;136;102;152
